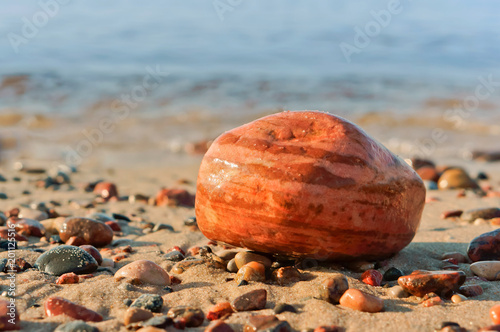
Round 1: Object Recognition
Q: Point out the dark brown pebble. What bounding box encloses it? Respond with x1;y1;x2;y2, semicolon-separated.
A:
441;210;463;219
398;270;466;298
459;284;483;297
244;315;291;332
231;289;267;312
467;228;500;262
205;320;235;332
462;207;500;222
272;267;301;285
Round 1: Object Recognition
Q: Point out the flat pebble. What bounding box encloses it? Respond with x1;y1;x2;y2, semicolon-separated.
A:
397;270;466;297
152;223;174;232
206;302;233;321
235;252;272;269
470;261;500;281
54;320;99;332
124;307;154;325
35;245;98;276
164;250;184;262
339;289;384;313
319;274;349;304
458;284;483;297
167;306;204;327
462;207;500;222
388;285;409;298
442;252;468;263
115;260;170;286
100;258;114;268
231;289;267;312
440;210;463;219
44;297;102;322
131;294;163;313
467;229;500;262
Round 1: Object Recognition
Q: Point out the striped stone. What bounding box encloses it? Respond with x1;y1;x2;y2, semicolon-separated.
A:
195;111;425;260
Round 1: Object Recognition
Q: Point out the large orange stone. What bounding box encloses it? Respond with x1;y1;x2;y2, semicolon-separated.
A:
195;111;425;261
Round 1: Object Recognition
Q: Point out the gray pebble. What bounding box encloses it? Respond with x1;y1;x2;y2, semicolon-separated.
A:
131;294;163;313
54;320;99;332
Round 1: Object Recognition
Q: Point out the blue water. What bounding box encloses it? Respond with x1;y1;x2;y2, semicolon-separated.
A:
1;0;499;116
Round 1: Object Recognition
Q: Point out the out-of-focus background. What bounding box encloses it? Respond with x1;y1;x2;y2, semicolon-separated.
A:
1;0;499;168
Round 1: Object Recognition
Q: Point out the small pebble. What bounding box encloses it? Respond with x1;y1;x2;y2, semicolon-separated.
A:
388;285;409;298
206;302;233;321
171;258;205;274
79;245;103;265
244;315;291;332
459;284;483;297
137;315;173;329
100;258;114;268
467;229;500;262
35;245;98;276
227;258;238;273
319;274;349;304
124;307;154;325
131;294;163;313
397;270;466;297
272;266;301;285
58;217;113;247
441;210;463;219
273;303;297;314
205;320;235;332
93;182;119;200
462;207;500;222
313;327;342;332
491;305;500;324
442;252;468;263
235;252;272;269
231;289;267;312
167;306;204;327
339;289;384;313
163;286;173;293
156;188;195;207
56;272;80;285
114;260;170;286
470;261;500;281
44;297;102;322
437;168;478;190
236;262;266;284
383;267;403;281
421;296;443;307
361;269;383;286
164;250;185;262
451;294;467;303
183;217;197;226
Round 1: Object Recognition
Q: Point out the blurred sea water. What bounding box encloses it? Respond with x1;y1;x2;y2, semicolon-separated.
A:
0;0;499;121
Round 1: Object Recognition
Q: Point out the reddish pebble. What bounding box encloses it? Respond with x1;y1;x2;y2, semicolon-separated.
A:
93;182;119;200
114;260;171;286
156;188;195;207
398;270;466;297
339;289;384;313
422;296;443;307
105;220;121;231
417;166;439;182
442;258;458;265
314;327;342;332
7;217;45;237
170;275;182;285
479;325;500;332
167;246;186;256
0;228;28;241
0;299;20;330
79;245;103;265
56;273;79;285
113;253;129;262
468;229;500;262
459;285;483;297
44;296;103;322
441;210;463;219
206;302;233;321
361;269;383;286
59;217;113;247
491;305;500;324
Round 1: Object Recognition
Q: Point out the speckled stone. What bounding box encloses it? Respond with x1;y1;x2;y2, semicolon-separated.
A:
231;289;267;312
131;294;163;313
319;274;349;304
468;229;500;262
35;245;98;276
397;270;466;297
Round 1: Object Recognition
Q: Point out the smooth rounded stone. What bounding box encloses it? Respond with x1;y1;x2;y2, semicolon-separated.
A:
166;306;204;327
0;193;7;200
462;207;500;222
93;182;119;200
236;262;266;284
442;252;468;263
0;299;20;330
273;303;297;314
227;259;238;273
470;261;500;281
244;315;291;332
196;111;426;261
59;217;113;247
164;250;185;262
156;188;195;207
397;270;466;297
339;289;384;313
101;258;114;268
319;274;349;304
56;273;80;285
152;223;174;232
272;266;301;285
35;245;98;276
205;320;235;332
79;245;103;265
216;250;239;261
231;289;267;312
459;285;483;297
206;302;233;321
0;227;28;241
54;320;98;332
18;208;48;221
417;166;439;182
388;285;409;298
7;217;45;237
131;294;163;313
235;252;272;269
437;168;479;190
467;229;500;262
45;297;103;322
115;260;171;286
124;307;154;325
361;269;383;286
451;294;467;303
383;267;403;281
136;315;173;329
492;305;500;325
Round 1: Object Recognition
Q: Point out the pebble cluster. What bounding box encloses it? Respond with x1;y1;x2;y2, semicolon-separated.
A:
0;154;499;331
